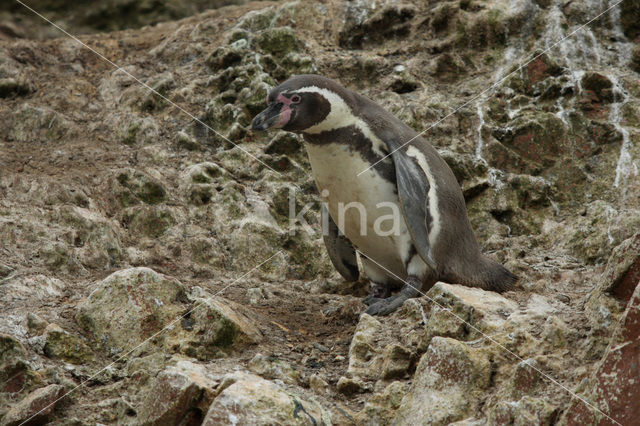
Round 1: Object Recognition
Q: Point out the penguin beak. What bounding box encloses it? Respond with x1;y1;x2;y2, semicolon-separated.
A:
251;103;289;131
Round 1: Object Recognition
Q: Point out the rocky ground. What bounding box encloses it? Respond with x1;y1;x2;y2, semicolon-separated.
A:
0;0;639;424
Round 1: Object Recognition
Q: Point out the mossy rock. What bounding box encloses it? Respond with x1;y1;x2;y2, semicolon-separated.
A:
188;236;225;267
140;73;175;112
255;27;301;57
175;297;262;360
281;53;317;75
568;201;640;264
76;267;188;355
39;242;70;270
116;170;166;205
206;46;246;72
0;77;34;98
118;117;158;146
43;324;94;365
282;232;331;280
238;7;277;31
0;334;41;396
244;79;272;116
493;112;567;166
122;205;176;238
264;132;304;157
10;104;70;142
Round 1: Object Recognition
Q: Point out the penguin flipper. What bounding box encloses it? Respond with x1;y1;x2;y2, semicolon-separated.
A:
322;205;360;281
388;145;438;271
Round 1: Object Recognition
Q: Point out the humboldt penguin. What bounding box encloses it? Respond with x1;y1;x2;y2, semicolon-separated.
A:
252;75;516;315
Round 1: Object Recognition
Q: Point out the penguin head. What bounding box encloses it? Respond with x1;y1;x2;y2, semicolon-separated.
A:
252;75;354;133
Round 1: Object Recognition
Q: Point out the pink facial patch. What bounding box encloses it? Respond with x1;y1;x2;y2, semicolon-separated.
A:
276;92;294;106
274;92;294;128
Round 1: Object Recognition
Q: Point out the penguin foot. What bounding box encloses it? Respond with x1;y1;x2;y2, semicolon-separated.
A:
365;275;423;316
362;295;383;306
365;294;409;316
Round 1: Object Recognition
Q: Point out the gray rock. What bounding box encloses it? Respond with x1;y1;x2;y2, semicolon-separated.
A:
336;376;370;395
136;359;219;425
76;267;188;356
1;384;64;426
202;372;330;425
393;337;491;425
248;353;299;385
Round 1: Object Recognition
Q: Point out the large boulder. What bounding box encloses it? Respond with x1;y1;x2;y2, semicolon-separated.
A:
202;372;330;425
76;267;188;356
563;281;640;425
77;267;262;359
1;384;64;426
136;359;220;425
393;337;491;425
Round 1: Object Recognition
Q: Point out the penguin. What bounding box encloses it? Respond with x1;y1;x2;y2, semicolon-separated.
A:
252;75;516;315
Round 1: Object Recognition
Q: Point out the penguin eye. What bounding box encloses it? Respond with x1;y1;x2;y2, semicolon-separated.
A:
290;94;301;104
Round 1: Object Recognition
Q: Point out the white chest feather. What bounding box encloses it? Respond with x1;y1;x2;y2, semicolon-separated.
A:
306;143;414;272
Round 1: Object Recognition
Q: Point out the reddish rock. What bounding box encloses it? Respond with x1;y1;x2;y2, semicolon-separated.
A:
564;282;640;425
136;360;219;425
511;358;542;397
525;54;561;88
602;233;640;303
2;384;65;426
0;334;39;397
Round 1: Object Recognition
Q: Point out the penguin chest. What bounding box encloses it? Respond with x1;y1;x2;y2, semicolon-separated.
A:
306;142;413;273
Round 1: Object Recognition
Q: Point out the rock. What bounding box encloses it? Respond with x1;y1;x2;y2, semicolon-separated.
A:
308;374;329;395
338;2;416;48
347;314;383;380
336;376;369;395
255;27;301;57
121;205;176;238
248;353;299;385
631;45;640;73
42;324;94;365
38;243;70;271
0;77;33;98
493;112;567;167
380;344;413;380
620;0;640;39
136;359;219;425
26;313;47;336
175;130;201;151
173;295;262;359
76;267;188;355
422;282;518;346
563;281;640;425
237;7;276;31
264;132;304;157
0;334;39;396
117;117;159;145
1;384;64;426
580;72;614;103
354;381;407;425
6;104;71;142
246;287;265;305
597;233;640;302
393;337;491;425
541;316;572;348
182;162;228;184
114;169;166;205
0;275;66;304
0;263;13;279
568;201;640;264
509;358;542;398
56;205;123;269
489;396;557;425
202;372;330;425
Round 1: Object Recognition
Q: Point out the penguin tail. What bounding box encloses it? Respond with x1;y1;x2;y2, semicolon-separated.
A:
474;257;517;293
